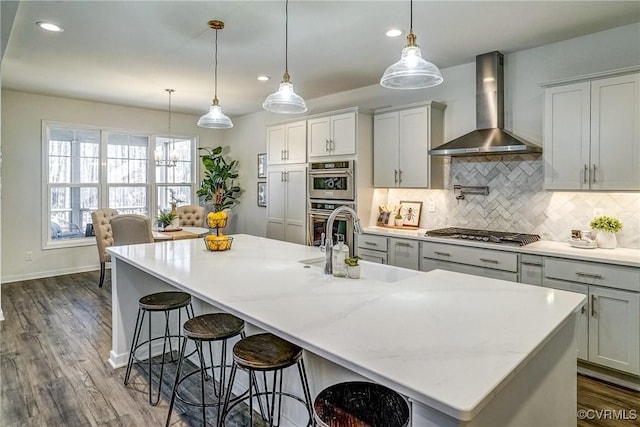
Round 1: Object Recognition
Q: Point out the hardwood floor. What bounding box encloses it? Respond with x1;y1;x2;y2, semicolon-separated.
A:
1;272;639;426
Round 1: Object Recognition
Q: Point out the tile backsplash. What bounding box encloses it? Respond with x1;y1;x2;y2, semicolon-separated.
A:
385;154;640;249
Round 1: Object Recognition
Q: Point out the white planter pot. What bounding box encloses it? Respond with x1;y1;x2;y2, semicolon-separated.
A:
347;265;361;279
596;231;617;249
394;218;404;227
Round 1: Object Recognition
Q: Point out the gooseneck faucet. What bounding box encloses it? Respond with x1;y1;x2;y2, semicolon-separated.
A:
323;206;363;274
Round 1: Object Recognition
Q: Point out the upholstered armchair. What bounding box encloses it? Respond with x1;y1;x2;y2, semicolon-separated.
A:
91;208;119;288
110;214;154;246
177;205;205;227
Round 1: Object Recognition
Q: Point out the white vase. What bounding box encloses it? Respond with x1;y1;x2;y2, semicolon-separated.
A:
394;218;404;227
596;231;617;249
347;265;361;279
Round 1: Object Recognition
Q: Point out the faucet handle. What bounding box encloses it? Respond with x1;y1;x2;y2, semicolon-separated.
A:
319;232;326;252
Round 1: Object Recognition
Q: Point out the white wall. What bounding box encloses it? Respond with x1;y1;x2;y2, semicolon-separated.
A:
0;90;228;282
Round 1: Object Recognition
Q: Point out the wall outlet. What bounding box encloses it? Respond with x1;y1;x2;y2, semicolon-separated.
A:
428;201;436;213
593;208;604;217
25;251;33;261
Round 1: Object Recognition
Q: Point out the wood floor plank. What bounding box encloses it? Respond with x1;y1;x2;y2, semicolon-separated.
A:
2;271;638;426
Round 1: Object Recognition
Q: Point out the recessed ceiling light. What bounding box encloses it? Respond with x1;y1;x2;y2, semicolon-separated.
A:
257;75;270;81
385;29;403;38
36;21;64;32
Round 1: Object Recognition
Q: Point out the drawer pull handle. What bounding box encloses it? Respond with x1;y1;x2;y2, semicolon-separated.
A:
434;251;450;257
591;294;597;317
581;304;586;315
521;262;542;266
364;242;378;246
576;272;602;279
480;258;499;264
395;242;412;247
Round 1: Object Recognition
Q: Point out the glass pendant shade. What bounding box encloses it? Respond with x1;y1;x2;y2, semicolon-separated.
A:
263;77;307;114
380;34;443;89
197;99;233;129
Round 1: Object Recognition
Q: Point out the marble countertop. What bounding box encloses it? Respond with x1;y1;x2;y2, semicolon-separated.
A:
108;234;585;421
363;226;640;268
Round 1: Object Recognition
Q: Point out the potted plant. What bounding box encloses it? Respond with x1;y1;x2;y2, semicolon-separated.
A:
394;212;404;227
157;210;177;230
345;256;361;279
196;146;242;213
590;215;623;249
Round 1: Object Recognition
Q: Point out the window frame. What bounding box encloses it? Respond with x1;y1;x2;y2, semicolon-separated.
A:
41;121;198;250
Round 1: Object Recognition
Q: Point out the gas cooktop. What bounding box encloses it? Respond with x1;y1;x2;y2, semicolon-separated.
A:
425;227;541;246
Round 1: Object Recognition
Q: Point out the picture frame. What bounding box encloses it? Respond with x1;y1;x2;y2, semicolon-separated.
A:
257;153;267;179
399;201;422;227
257;182;267;207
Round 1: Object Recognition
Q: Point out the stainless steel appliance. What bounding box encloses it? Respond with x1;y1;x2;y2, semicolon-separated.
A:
308;201;355;256
425;227;540;246
308;161;355;201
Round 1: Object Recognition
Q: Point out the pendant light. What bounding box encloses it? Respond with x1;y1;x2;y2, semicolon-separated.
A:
262;0;307;114
156;89;178;167
380;0;443;89
198;20;233;129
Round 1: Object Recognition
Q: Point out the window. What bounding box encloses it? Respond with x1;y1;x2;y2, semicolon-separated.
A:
44;123;196;248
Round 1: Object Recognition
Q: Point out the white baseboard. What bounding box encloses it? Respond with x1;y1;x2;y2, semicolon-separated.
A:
108;339;180;370
1;264;105;284
578;363;640;391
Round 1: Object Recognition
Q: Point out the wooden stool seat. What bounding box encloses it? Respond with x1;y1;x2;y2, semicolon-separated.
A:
183;313;245;341
138;291;191;311
314;381;410;427
232;332;303;370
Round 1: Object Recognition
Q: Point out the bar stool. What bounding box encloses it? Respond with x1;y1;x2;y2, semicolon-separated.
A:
123;291;194;405
166;313;245;427
220;333;313;427
314;381;410;427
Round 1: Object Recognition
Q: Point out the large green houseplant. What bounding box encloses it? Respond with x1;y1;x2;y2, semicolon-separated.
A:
196;146;242;212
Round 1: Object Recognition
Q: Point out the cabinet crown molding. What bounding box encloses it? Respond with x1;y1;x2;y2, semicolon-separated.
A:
539;66;640;88
374;101;447;115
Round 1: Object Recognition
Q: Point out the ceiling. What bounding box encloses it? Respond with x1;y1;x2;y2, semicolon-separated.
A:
2;1;639;117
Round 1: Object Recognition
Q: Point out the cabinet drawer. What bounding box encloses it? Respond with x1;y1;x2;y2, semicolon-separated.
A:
357;248;387;264
421;242;517;272
545;258;640;292
357;234;388;251
520;254;544;286
420;258;518;282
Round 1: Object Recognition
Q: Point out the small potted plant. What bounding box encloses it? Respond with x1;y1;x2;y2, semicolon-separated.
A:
345;256;361;279
157;210;177;230
394;212;404;227
590;215;623;249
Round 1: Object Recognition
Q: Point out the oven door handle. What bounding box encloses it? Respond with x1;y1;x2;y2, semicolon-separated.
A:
308;170;353;177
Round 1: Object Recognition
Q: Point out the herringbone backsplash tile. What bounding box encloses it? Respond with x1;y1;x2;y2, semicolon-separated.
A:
387;154;640;249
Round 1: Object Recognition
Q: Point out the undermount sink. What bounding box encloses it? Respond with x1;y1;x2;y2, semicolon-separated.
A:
298;257;417;283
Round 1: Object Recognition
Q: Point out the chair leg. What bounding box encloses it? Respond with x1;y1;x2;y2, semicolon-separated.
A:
166;335;188;427
98;262;106;287
124;309;144;385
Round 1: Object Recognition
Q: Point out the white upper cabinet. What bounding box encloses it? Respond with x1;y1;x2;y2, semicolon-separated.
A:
373;102;446;188
267;120;307;165
308;112;356;158
266;164;307;245
543;71;640;190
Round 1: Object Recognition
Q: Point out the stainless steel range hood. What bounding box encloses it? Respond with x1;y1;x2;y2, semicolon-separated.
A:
429;51;541;156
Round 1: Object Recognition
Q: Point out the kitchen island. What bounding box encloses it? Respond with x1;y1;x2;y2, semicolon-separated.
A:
107;234;585;426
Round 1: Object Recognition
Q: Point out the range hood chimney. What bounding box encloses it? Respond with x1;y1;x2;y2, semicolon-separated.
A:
428;51;541;156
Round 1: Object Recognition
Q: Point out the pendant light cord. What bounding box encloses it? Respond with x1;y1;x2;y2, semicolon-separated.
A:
284;0;289;74
214;27;219;100
410;0;413;33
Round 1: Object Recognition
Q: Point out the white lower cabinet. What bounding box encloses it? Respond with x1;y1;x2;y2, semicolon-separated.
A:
420;241;519;282
544;258;640;375
519;254;544;286
266;164;307;245
388;238;419;270
356;234;388;264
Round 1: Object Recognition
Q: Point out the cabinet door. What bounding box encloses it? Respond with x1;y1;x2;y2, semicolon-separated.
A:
267;125;286;165
266;168;286;240
373;112;399;187
388;238;419;270
590;73;640;190
285;121;307;163
284;165;307;244
544;279;589;361
588;286;640;374
330;112;356;156
307;117;331;158
358;248;387;264
520;254;544;286
543;82;591;190
399;107;429;187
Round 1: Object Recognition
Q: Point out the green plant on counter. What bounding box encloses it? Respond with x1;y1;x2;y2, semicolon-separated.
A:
590;215;623;233
157;210;177;228
395;213;403;220
345;256;361;267
197;146;242;213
